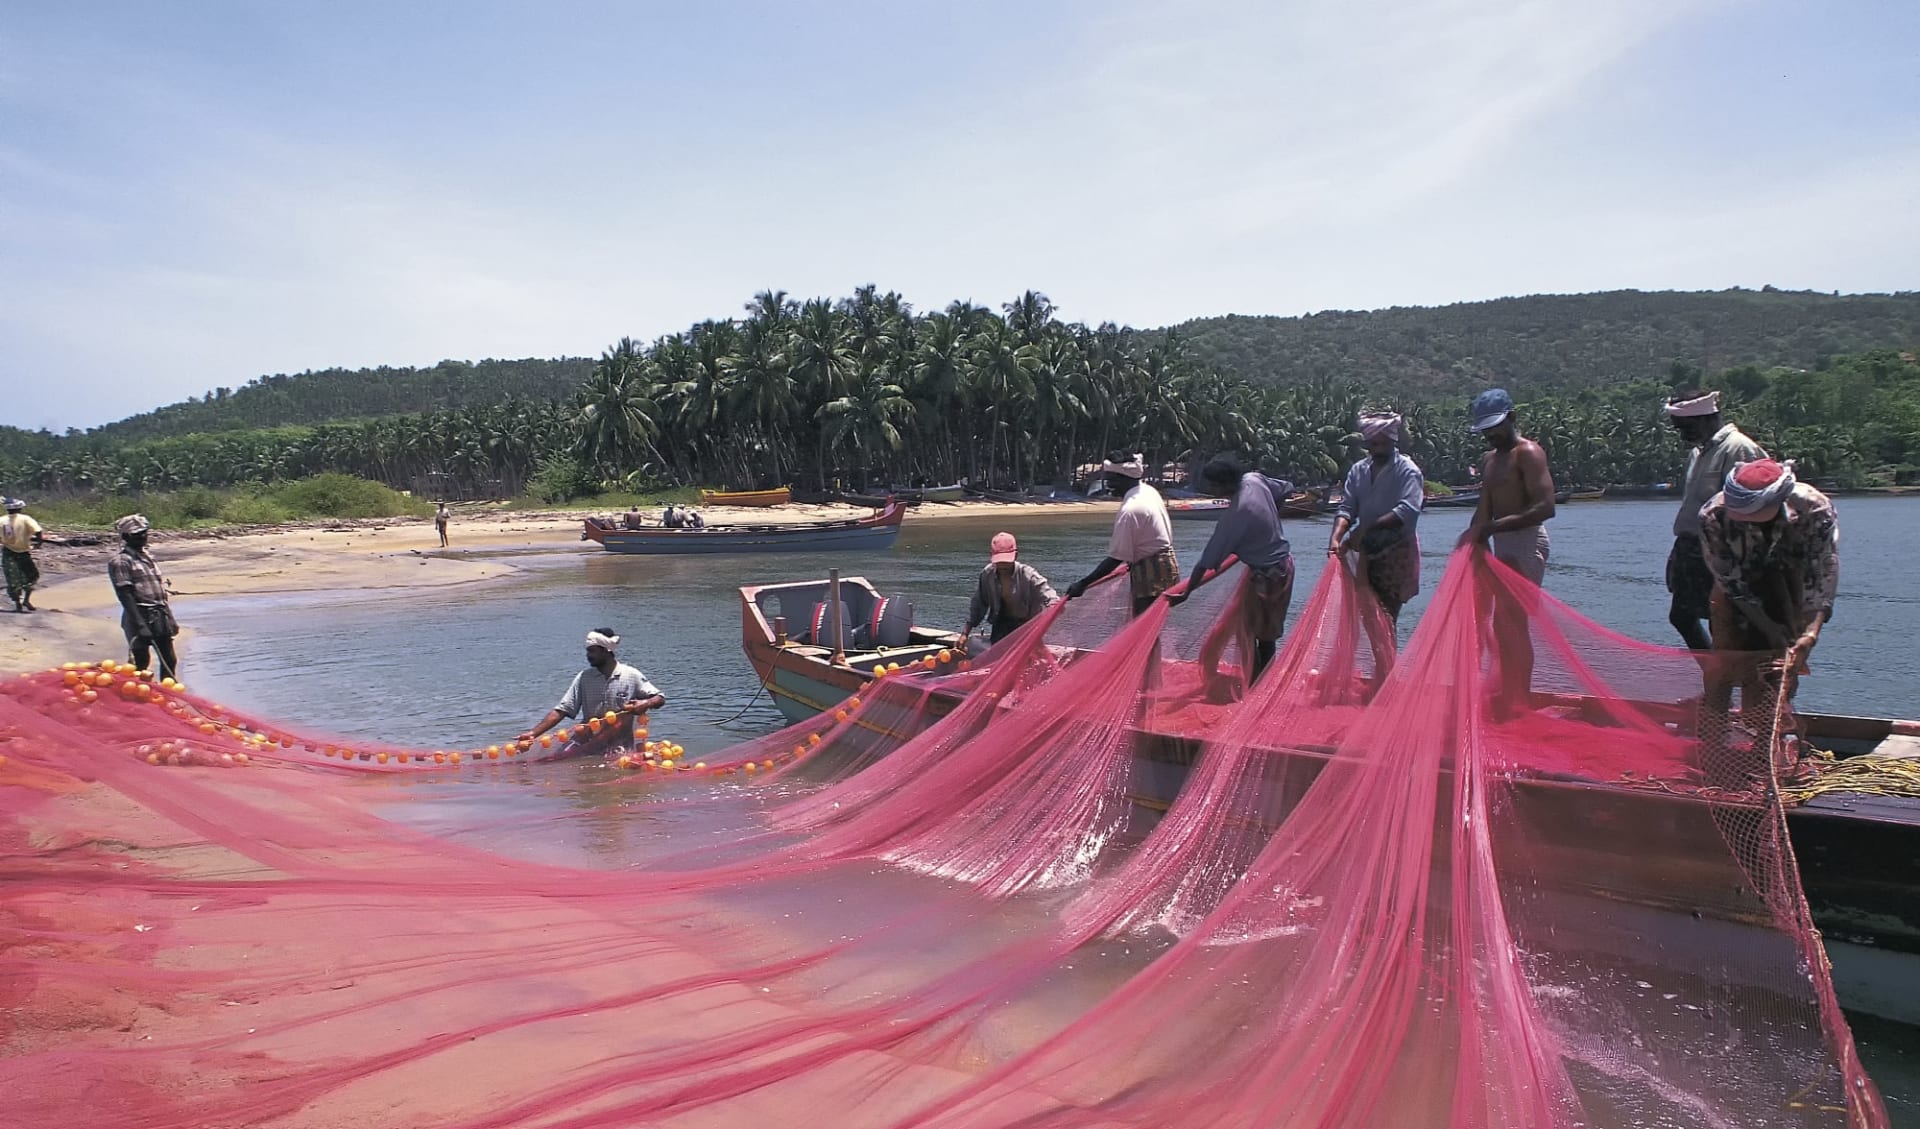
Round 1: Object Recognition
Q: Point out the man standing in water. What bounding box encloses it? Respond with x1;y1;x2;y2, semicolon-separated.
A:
1066;452;1177;616
108;514;181;680
1456;389;1556;716
3;497;45;612
1664;389;1766;651
518;628;666;752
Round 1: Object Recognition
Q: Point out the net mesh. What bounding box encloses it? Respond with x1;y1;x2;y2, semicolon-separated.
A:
0;551;1887;1128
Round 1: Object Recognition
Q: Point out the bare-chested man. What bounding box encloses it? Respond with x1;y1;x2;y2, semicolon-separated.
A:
1455;388;1556;716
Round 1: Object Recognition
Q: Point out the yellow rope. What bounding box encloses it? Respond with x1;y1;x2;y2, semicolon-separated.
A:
1779;750;1920;804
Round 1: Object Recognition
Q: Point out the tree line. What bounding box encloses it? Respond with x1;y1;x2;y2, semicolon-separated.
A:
2;288;1916;509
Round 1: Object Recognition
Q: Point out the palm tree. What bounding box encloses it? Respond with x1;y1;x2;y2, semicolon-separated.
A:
576;338;663;480
817;371;915;487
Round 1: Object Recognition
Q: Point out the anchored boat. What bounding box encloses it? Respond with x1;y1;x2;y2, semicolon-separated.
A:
699;486;793;507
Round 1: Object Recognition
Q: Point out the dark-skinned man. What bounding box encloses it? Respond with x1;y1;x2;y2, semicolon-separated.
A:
1699;460;1838;762
1664;389;1766;651
518;628;667;754
1455;389;1556;718
108;514;181;681
1066;452;1177;616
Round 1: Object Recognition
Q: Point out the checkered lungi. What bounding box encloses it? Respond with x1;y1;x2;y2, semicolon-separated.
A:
1361;535;1421;612
1128;547;1180;612
1242;557;1296;643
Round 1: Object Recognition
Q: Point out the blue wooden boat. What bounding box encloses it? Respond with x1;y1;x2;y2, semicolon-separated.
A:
583;501;905;555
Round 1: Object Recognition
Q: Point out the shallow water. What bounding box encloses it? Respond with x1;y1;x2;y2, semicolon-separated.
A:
185;497;1920;1119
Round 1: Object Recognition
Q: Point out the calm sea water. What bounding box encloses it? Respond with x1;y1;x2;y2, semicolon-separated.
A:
186;497;1920;1117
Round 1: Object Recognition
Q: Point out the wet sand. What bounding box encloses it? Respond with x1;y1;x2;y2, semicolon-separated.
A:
0;500;1113;677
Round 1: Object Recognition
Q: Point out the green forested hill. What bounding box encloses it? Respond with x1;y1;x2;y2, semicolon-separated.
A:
1175;288;1920;395
92;357;594;442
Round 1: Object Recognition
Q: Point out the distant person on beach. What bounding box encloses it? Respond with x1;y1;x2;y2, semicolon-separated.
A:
3;497;44;613
1330;412;1425;628
962;532;1058;645
1170;456;1295;681
1699;460;1838;745
434;502;450;548
1665;389;1767;651
1456;389;1556;716
518;628;667;752
1066;452;1176;616
108;514;180;681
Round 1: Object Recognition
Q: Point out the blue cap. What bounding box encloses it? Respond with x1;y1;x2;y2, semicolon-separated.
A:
1470;388;1514;431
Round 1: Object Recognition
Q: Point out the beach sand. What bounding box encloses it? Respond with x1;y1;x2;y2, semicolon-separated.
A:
0;499;1113;677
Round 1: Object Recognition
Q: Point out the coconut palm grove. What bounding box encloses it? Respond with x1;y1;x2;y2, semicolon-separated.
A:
3;286;1918;515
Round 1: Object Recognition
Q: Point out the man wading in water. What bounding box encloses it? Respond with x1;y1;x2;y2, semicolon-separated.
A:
1457;389;1556;718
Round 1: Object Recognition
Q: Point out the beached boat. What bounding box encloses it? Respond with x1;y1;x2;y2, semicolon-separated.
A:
1569;486;1608;501
1167;498;1230;521
740;576;1920;1025
585;502;904;555
890;483;966;503
699;487;793;508
741;575;968;722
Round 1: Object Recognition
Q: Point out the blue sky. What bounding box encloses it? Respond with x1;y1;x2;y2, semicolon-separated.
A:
2;0;1915;431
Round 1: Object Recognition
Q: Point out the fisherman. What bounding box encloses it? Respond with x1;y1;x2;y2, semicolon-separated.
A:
1065;452;1177;616
962;532;1059;645
662;504;684;529
1456;389;1556;717
517;628;667;752
622;506;643;530
1664;389;1767;651
1170;456;1294;680
688;510;706;530
108;514;181;680
3;497;45;613
1699;460;1838;749
1329;412;1425;627
434;501;450;548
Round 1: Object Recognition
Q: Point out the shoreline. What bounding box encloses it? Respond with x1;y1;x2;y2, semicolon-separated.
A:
0;499;1114;677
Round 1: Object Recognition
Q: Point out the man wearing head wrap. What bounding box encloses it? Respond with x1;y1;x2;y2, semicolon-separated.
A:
518;628;667;750
1664;389;1766;650
2;497;45;613
1170;455;1295;681
1698;460;1838;742
1455;389;1556;718
1330;413;1425;629
108;514;180;680
962;532;1058;645
1066;452;1177;616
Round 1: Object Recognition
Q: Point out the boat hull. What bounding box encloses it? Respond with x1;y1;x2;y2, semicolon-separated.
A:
587;503;904;555
700;487;793;507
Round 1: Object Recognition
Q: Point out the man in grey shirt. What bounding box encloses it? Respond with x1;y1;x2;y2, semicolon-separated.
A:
1329;412;1425;625
518;628;666;751
1172;455;1294;680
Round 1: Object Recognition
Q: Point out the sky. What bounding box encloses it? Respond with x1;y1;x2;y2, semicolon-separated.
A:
2;0;1916;431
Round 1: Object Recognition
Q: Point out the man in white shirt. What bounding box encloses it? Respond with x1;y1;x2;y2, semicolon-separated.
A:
1664;389;1767;651
518;628;666;751
1066;453;1177;616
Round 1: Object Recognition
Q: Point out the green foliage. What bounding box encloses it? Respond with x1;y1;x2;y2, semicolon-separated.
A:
4;290;1917;505
28;476;424;529
268;474;426;518
527;455;601;504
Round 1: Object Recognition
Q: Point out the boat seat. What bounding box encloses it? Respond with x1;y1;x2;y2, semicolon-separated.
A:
807;601;855;649
871;595;914;649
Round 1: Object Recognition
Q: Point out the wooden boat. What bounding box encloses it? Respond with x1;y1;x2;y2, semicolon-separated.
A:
700;486;793;508
891;483;966;503
1424;488;1481;509
1570;486;1608;501
741;584;1920;1025
741;575;968;723
1167;498;1230;521
584;502;904;555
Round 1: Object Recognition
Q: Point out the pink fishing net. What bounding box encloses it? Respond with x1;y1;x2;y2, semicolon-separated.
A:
0;551;1887;1128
